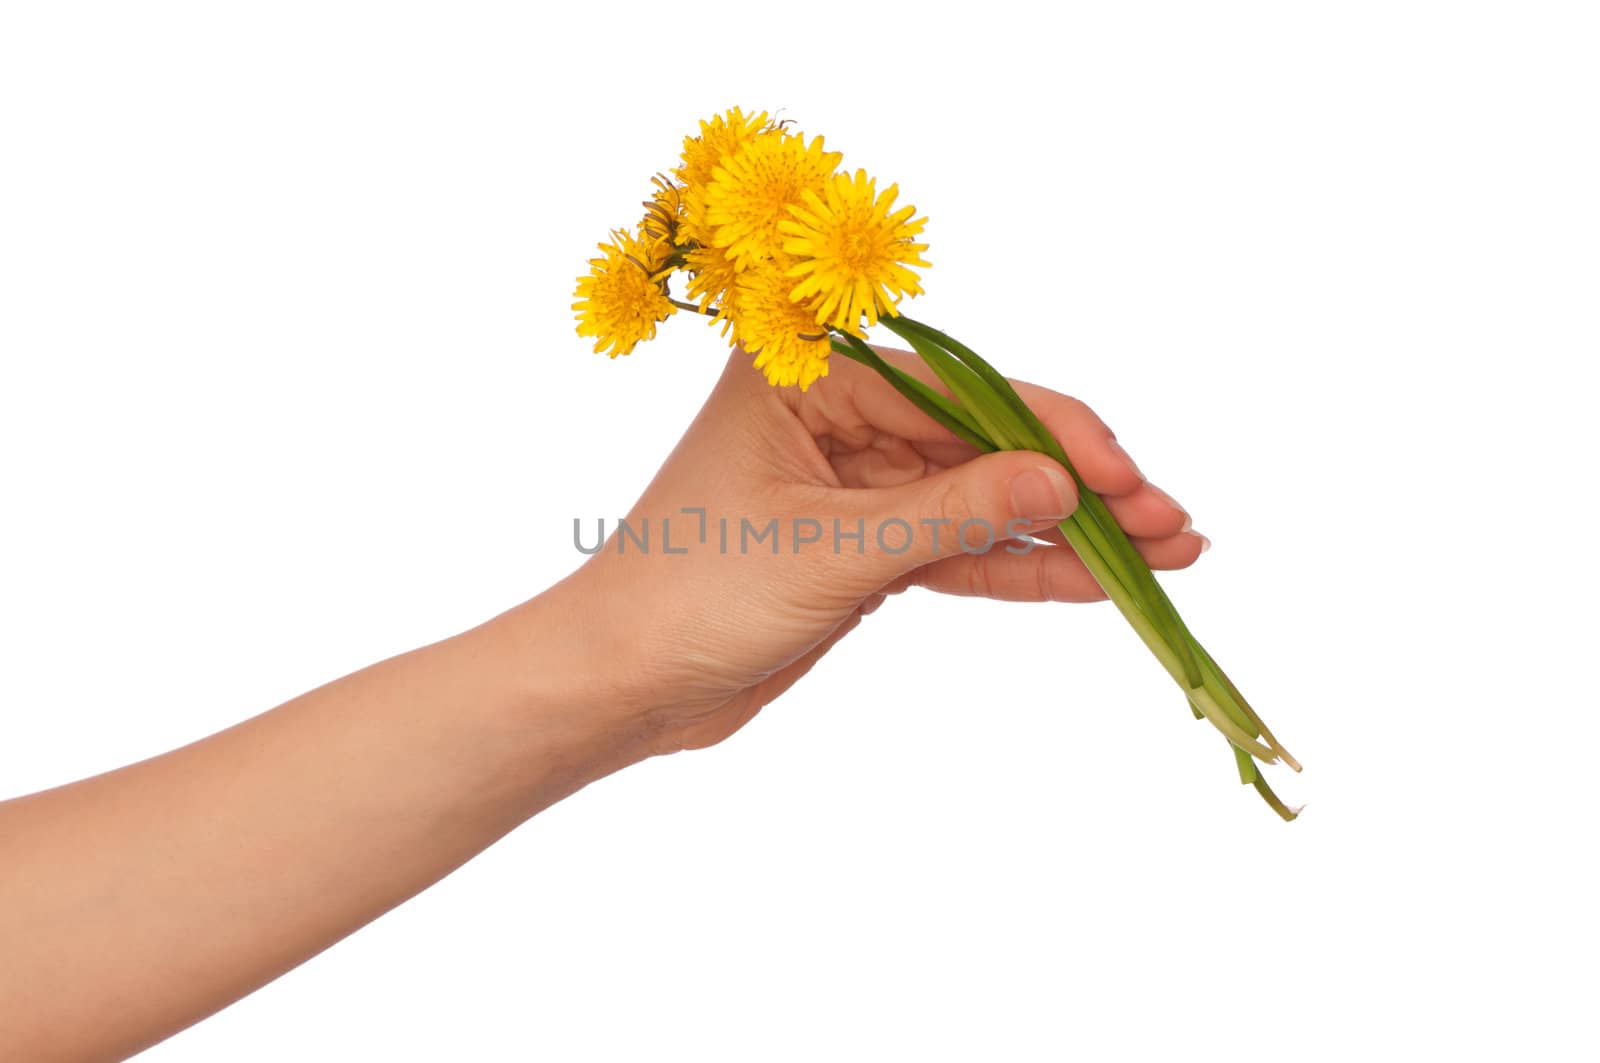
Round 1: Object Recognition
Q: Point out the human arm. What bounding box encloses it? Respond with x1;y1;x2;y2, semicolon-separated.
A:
0;345;1202;1059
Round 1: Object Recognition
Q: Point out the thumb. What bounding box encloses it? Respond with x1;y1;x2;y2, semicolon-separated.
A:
847;451;1079;581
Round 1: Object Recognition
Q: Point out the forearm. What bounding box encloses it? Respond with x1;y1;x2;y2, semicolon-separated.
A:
0;582;644;1061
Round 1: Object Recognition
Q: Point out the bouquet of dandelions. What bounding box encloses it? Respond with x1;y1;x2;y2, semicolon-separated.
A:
572;107;1302;819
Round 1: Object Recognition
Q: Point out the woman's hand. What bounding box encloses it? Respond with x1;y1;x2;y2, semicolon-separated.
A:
533;345;1208;754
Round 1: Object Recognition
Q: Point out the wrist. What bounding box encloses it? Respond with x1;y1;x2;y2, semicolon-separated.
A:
472;572;661;785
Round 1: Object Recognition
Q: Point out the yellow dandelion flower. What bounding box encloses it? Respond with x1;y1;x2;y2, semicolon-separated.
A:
732;265;833;391
677;107;772;192
684;245;739;331
680;183;716;249
572;228;677;358
780;168;930;335
677;107;771;247
705;130;843;271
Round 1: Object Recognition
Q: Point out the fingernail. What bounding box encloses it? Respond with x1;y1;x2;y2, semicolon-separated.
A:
1010;466;1076;523
1196;533;1211;553
1106;437;1145;480
1180;512;1193;534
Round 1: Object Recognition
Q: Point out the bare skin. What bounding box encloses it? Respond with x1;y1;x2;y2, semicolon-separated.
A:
0;345;1203;1060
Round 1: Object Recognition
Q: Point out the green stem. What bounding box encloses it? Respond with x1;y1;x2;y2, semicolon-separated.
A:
1251;772;1303;822
1054;517;1270;763
1232;743;1259;784
838;332;1190;710
873;323;1215;702
849;319;1298;814
877;323;1030;451
877;317;1177;680
830;335;991;452
891;315;1204;690
1194;641;1300;771
669;297;712;315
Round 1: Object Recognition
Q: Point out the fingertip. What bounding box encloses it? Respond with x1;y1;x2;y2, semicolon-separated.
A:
1130;530;1210;570
1101;482;1191;539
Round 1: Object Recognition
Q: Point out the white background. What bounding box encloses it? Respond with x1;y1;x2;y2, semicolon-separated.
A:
2;2;1597;1059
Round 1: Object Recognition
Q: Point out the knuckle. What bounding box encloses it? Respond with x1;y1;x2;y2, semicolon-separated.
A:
965;555;996;600
1033;554;1054;603
930;481;977;547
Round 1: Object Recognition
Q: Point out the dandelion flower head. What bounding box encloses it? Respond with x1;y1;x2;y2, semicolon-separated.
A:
705;130;843;271
732;265;833;390
571;228;677;359
676;107;771;246
781;169;929;335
